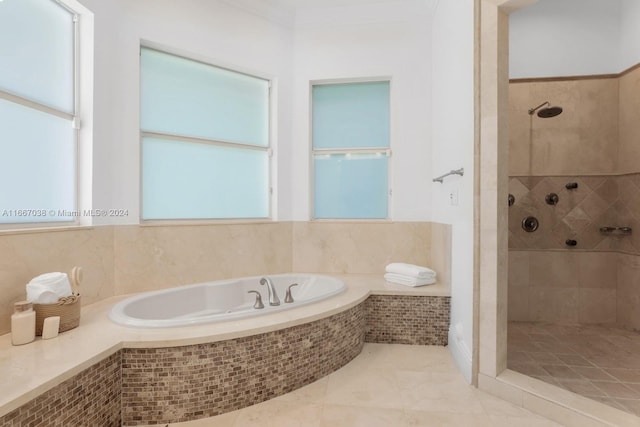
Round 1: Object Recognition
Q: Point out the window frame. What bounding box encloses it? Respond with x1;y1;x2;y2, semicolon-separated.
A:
0;0;81;230
138;45;274;223
309;78;392;221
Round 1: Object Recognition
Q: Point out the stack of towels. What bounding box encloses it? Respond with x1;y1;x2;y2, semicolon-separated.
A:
384;263;437;287
26;272;73;304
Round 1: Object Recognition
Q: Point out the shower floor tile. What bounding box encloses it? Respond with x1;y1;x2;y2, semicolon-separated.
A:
508;321;640;417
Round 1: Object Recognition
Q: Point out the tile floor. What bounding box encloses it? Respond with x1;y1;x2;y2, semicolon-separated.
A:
164;343;562;427
508;321;640;417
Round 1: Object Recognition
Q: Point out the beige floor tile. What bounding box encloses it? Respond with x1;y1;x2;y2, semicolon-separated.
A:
541;364;583;379
604;368;640;384
528;352;564;365
275;377;329;404
475;389;546;419
396;371;485;413
593;381;638;399
167;411;238;426
556;379;605;397
405;410;493;427
354;343;458;373
324;366;404;409
508;321;640;418
231;400;323;427
571;366;616;381
508;351;534;364
531;375;561;387
508;362;550;377
555;354;593;367
320;404;407;427
489;415;566;427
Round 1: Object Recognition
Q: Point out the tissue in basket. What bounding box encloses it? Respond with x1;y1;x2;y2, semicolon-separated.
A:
33;267;82;336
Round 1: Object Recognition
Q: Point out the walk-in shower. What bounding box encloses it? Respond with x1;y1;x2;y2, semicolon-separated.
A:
508;73;640;417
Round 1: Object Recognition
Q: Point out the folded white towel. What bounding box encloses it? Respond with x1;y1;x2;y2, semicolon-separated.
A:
384;273;436;287
385;263;436;279
26;272;73;304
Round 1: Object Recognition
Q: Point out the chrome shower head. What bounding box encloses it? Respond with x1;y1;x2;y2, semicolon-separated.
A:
528;101;563;118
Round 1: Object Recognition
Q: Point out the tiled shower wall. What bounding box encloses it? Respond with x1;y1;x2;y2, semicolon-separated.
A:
508;174;640;252
508;65;640;331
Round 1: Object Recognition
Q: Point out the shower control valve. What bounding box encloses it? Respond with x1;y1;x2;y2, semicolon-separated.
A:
522;216;539;232
565;182;579;190
545;193;559;205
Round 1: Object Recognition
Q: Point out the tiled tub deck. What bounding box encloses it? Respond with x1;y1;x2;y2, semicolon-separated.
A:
0;277;450;426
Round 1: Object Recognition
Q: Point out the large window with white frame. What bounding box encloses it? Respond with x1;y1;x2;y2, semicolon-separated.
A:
0;0;79;225
140;47;271;221
311;80;391;219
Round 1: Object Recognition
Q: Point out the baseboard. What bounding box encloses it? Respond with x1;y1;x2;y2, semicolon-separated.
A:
448;325;472;383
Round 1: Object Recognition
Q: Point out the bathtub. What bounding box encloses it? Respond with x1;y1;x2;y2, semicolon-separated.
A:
109;274;345;328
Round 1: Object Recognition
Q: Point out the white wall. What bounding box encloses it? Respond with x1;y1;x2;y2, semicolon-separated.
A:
77;0;436;223
77;0;295;224
291;2;434;221
509;0;624;78
431;0;475;383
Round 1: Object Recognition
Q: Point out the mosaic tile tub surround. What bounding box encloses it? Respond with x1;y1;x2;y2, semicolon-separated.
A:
122;304;366;425
0;293;450;426
365;295;450;345
0;352;121;427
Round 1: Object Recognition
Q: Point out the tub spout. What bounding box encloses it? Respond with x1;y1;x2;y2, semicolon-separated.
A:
260;277;280;306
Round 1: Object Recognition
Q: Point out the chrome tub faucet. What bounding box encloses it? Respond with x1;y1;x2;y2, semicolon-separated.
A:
260;277;280;306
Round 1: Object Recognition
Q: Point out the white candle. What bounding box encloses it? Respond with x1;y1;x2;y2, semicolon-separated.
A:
42;316;61;340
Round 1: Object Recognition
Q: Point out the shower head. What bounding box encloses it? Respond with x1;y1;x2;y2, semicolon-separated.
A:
528;101;563;118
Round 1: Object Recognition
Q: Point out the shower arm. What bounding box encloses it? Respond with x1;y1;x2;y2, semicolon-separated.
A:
528;101;550;115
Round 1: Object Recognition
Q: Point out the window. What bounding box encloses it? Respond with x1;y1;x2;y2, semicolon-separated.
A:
311;81;390;219
0;0;78;225
140;48;271;220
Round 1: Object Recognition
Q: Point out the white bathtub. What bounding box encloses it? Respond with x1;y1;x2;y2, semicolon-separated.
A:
109;274;346;328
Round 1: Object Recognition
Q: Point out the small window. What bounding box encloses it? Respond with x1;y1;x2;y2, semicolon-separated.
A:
140;48;271;220
311;81;390;219
0;0;78;225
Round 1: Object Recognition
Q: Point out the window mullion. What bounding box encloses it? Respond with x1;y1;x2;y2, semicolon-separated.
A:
140;130;269;152
0;90;74;122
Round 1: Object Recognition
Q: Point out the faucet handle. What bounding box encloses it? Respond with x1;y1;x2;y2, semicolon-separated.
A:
284;283;298;304
247;290;264;309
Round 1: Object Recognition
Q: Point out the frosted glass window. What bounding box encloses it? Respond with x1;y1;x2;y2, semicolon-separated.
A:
0;99;75;224
312;81;390;219
141;48;271;220
314;153;388;219
142;138;269;220
141;48;269;146
0;0;74;113
0;0;77;226
312;82;389;149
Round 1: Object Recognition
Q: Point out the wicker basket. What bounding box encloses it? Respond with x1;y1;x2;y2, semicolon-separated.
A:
34;295;81;335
